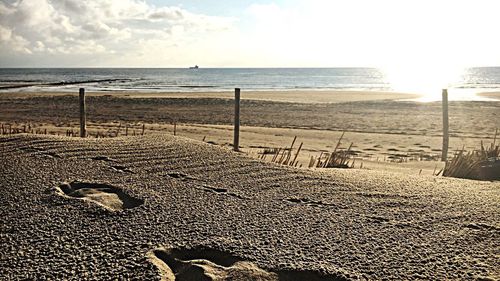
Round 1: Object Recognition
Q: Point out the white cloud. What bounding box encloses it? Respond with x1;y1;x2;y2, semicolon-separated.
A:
148;7;185;20
0;25;32;54
0;0;236;66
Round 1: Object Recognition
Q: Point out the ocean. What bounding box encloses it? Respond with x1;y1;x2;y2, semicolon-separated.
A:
1;67;499;99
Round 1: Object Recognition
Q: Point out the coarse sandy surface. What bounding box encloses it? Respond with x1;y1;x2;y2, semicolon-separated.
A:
0;90;499;175
1;134;499;280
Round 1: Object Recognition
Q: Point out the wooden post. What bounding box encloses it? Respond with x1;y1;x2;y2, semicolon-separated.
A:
233;88;240;151
79;88;86;138
284;136;297;165
173;122;177;136
441;89;449;161
272;148;281;162
142;124;145;135
290;142;303;167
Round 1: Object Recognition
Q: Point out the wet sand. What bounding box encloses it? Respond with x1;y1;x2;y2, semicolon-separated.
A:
478;91;500;100
0;89;420;103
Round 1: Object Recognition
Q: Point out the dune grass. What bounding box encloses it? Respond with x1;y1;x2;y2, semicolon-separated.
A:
442;129;499;180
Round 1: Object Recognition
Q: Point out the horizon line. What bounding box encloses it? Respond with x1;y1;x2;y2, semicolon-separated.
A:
1;66;500;69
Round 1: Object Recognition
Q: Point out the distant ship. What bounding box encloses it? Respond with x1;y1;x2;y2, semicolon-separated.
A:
189;65;199;69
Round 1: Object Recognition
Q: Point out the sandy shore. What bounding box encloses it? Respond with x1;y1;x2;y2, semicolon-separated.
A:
0;90;499;175
478;91;500;100
1;89;421;103
1;134;499;280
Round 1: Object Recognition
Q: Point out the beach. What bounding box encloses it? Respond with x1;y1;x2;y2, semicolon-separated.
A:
1;88;499;279
1;90;499;175
3;0;500;278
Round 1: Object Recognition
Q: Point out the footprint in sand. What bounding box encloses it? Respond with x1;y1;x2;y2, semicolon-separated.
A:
166;172;197;181
202;184;228;194
284;198;338;208
148;246;344;281
91;155;115;162
166;172;245;199
91;156;133;173
56;181;143;211
20;147;62;158
110;165;134;173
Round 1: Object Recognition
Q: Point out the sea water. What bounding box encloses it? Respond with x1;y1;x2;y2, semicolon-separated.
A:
1;67;499;99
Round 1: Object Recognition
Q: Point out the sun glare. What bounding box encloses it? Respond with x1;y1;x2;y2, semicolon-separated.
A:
382;65;465;102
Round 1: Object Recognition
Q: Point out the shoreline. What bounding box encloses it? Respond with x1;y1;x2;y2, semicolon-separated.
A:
0;89;423;104
3;88;500;102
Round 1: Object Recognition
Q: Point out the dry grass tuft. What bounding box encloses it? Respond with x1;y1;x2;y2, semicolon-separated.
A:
442;129;499;181
309;131;354;169
261;136;303;167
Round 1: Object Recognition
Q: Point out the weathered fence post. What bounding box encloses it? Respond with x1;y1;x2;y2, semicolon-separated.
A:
79;88;86;138
233;88;241;151
441;89;449;161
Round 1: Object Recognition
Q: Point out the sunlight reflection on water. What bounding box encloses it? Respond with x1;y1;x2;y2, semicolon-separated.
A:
383;66;500;102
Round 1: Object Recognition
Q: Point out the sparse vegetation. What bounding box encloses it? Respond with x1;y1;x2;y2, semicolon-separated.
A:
308;131;355;168
0;121;175;138
442;129;499;181
261;136;304;167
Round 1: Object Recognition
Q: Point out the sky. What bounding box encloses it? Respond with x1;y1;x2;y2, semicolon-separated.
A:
1;0;500;68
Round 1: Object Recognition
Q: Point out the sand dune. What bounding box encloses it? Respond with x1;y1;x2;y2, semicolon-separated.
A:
1;134;498;280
